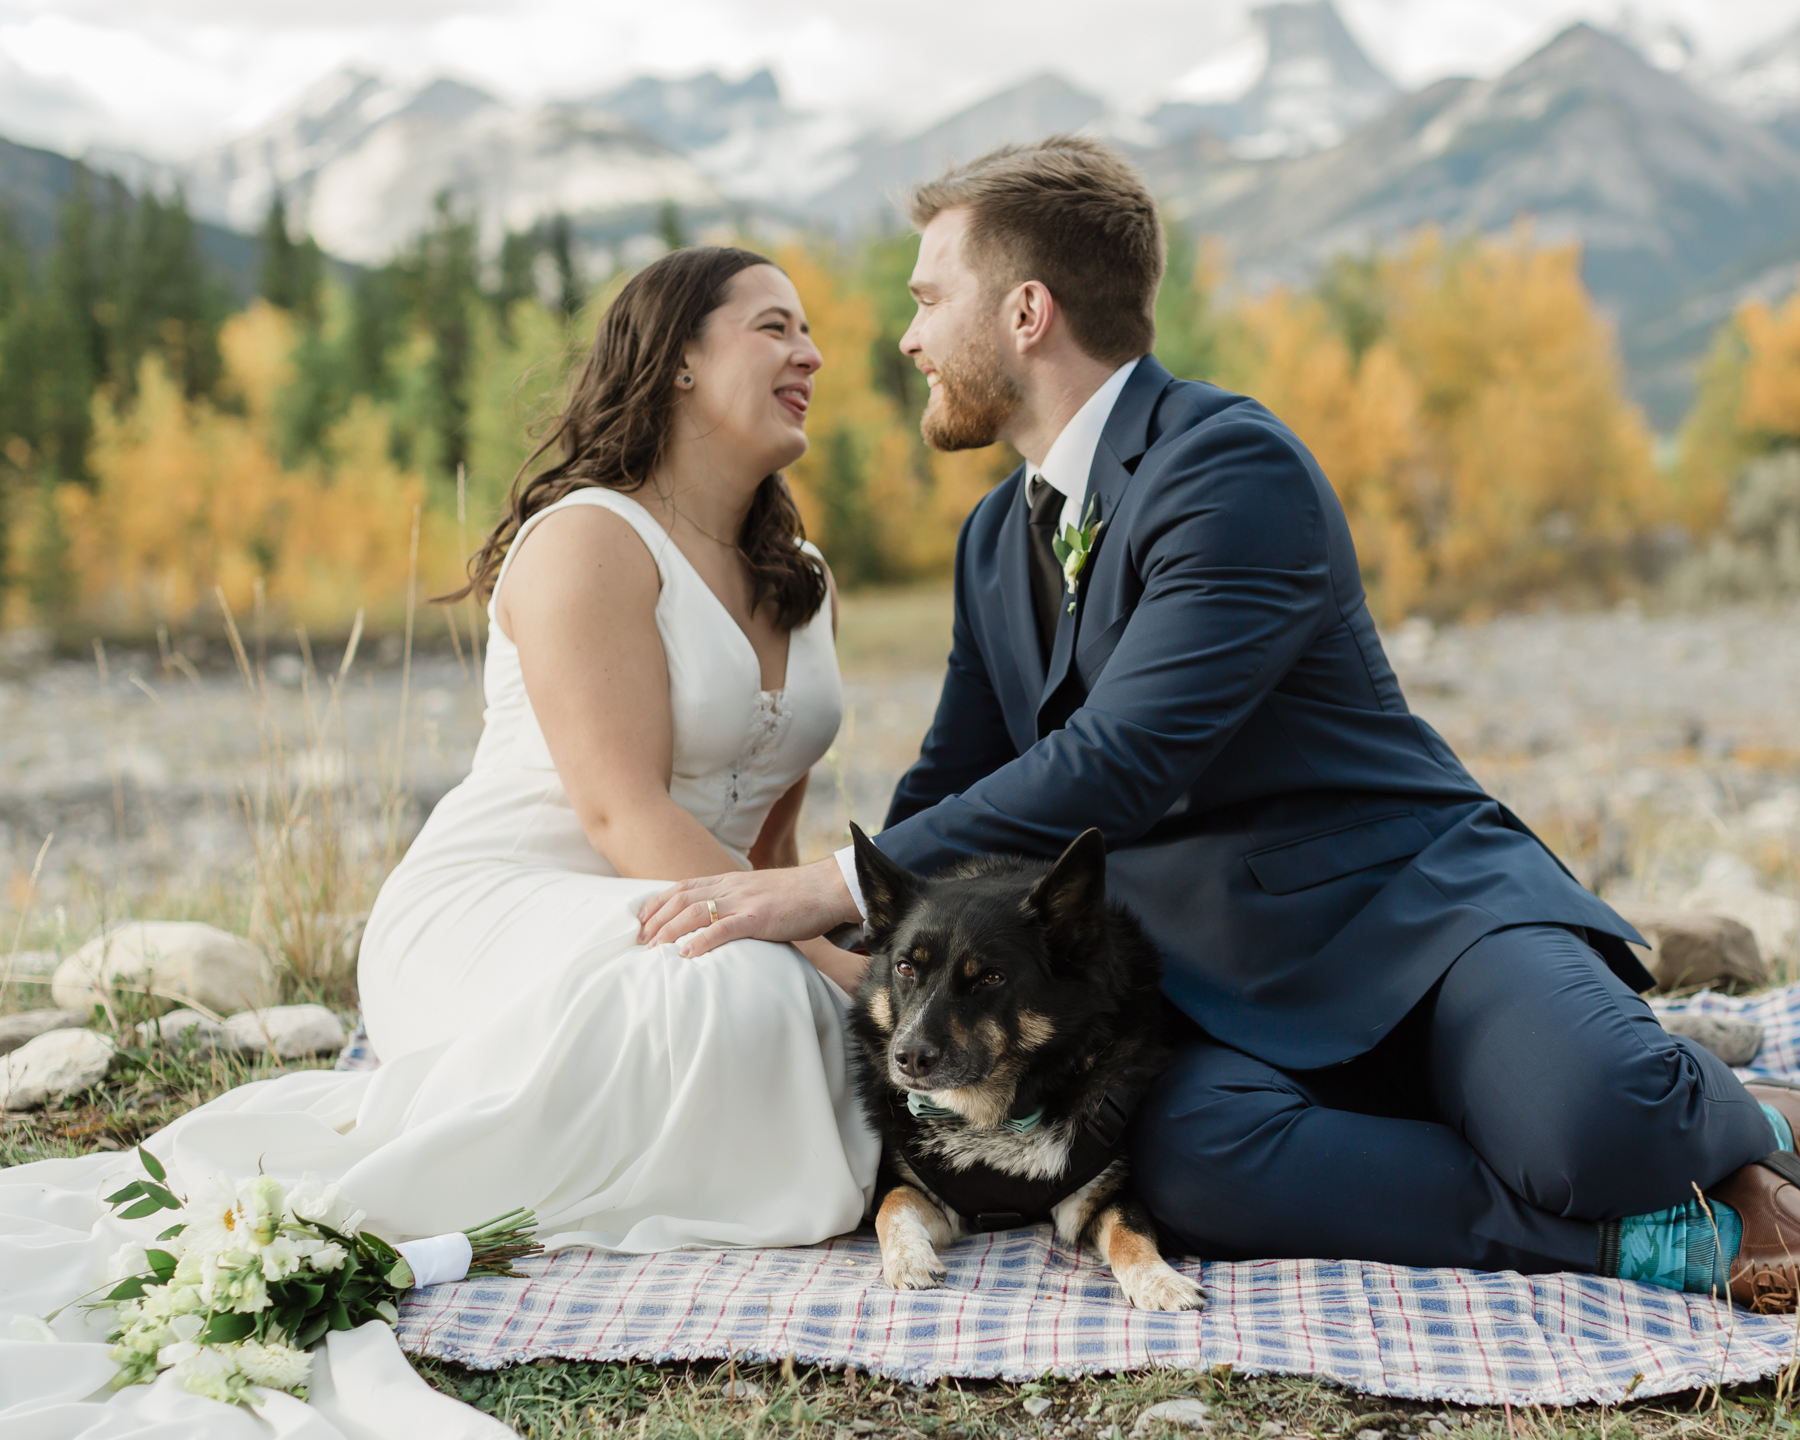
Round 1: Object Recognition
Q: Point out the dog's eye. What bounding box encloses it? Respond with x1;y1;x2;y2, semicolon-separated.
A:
979;970;1006;987
894;960;916;979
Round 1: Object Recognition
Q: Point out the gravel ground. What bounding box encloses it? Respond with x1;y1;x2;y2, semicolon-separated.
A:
1;597;1796;925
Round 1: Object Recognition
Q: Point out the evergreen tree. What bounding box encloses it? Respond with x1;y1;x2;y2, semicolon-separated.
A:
814;428;884;585
1154;221;1223;383
549;214;582;318
37;167;102;484
259;193;324;324
657;200;687;252
111;187;223;403
494;227;537;335
1314;250;1388;363
401;193;481;481
348;263;408;399
260;193;299;308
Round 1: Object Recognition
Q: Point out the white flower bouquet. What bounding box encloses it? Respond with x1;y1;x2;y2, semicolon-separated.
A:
70;1147;538;1406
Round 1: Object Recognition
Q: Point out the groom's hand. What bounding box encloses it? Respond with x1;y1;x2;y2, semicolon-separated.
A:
637;857;861;956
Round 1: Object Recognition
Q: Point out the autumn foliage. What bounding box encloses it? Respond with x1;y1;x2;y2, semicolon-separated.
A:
0;199;1773;641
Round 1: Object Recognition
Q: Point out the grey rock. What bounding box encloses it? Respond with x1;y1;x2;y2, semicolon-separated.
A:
135;1008;237;1053
53;921;278;1017
1;1028;117;1109
1132;1400;1211;1435
1659;1011;1763;1067
1613;905;1766;992
0;625;52;676
2;950;60;977
1024;1397;1054;1419
1680;878;1800;968
223;1004;346;1058
0;1008;89;1055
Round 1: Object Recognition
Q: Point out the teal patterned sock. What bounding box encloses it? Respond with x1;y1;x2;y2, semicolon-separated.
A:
1761;1101;1795;1154
1609;1198;1742;1294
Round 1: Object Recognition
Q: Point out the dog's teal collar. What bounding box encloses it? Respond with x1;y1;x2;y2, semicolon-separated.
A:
906;1091;1045;1134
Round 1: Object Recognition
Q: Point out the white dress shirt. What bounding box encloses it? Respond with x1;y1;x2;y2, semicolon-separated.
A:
832;357;1143;920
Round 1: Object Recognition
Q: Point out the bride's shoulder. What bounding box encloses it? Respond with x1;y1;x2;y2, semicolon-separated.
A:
495;499;660;636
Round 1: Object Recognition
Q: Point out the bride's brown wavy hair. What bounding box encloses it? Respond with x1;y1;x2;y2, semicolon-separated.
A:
446;245;827;629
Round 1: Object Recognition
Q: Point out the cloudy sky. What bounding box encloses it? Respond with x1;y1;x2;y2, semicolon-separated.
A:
2;0;1796;158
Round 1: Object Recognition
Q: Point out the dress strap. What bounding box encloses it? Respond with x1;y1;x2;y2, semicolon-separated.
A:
490;489;677;617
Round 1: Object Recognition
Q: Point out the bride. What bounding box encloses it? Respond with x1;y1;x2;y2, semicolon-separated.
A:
0;246;879;1437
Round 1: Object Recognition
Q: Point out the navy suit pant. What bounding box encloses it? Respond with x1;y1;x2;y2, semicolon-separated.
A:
1134;924;1778;1273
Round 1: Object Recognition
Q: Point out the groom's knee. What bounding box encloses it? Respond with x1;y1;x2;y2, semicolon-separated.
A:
1130;1041;1312;1256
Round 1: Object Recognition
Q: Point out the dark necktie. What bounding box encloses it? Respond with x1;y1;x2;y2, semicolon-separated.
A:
1026;475;1064;661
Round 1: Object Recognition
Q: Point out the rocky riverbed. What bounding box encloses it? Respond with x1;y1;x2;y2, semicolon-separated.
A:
2;597;1797;965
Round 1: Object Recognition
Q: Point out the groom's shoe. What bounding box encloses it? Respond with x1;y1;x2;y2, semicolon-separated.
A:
1708;1082;1800;1313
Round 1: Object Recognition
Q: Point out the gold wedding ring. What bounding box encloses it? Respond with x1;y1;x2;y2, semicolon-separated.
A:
706;899;719;926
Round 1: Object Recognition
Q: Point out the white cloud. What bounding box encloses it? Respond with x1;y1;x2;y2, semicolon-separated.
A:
0;0;1794;159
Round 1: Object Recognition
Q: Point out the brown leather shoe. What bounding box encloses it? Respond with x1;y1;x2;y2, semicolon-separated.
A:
1747;1080;1800;1146
1707;1082;1800;1313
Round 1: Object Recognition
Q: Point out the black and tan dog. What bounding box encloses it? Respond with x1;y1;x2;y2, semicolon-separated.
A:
846;824;1203;1311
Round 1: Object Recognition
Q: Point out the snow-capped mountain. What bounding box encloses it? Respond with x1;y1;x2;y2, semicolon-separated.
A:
1155;22;1800;423
802;73;1114;227
185;68;723;264
1146;0;1401;159
575;69;860;206
1701;19;1800;149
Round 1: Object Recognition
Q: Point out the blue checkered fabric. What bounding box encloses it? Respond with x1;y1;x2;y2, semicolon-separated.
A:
391;984;1800;1402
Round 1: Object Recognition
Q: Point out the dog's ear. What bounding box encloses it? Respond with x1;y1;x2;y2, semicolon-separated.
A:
1027;828;1108;953
850;823;922;938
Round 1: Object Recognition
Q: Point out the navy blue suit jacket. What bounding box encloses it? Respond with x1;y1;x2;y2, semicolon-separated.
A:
875;357;1647;1070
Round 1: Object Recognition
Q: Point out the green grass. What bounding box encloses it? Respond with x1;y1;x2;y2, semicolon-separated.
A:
406;1351;1800;1440
836;584;954;672
0;1034;335;1167
10;1054;1800;1438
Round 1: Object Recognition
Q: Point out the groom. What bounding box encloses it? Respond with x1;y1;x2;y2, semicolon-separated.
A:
642;135;1800;1307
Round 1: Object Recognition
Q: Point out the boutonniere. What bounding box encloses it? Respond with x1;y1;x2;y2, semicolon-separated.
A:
1051;497;1103;614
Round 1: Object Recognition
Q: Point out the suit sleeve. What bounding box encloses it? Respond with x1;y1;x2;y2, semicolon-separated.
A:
876;416;1338;872
884;508;1019;828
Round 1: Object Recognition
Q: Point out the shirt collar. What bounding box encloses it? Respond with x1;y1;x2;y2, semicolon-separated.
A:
1030;357;1142;502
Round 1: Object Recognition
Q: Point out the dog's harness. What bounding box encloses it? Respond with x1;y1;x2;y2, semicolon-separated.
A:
890;1086;1139;1232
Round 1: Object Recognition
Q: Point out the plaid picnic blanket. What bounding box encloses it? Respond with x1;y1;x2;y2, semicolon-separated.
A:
392;985;1800;1404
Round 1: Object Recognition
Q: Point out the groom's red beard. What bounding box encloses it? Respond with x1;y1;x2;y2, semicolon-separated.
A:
920;330;1022;451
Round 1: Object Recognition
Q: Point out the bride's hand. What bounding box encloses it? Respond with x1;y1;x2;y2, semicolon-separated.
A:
637;857;861;955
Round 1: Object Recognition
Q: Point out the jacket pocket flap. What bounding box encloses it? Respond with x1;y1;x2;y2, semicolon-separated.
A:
1245;813;1434;895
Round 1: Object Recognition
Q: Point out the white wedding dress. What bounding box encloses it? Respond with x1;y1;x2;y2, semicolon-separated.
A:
0;489;880;1437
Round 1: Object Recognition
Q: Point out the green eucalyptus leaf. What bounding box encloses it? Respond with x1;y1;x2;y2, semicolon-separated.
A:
202;1311;257;1344
145;1250;177;1281
119;1198;164;1221
135;1146;167;1183
103;1182;145;1207
106;1276;149;1301
157;1222;187;1240
296;1315;331;1349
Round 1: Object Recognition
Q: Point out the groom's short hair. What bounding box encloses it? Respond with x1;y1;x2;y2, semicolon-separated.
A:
908;135;1164;365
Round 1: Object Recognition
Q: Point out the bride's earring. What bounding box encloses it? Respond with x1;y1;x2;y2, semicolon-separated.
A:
677;373;694;389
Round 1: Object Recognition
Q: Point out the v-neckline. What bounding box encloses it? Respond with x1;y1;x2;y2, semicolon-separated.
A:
613;492;793;695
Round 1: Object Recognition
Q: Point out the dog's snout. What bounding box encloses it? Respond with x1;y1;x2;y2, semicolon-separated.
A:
893;1040;942;1080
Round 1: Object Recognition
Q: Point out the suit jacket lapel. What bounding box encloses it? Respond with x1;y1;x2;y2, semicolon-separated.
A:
1036;358;1172;718
995;464;1047;700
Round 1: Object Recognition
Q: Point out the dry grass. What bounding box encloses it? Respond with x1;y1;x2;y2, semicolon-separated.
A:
404;1352;1800;1440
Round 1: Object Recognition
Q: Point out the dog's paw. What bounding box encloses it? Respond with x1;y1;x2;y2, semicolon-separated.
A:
1116;1259;1205;1312
883;1239;948;1291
